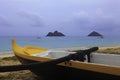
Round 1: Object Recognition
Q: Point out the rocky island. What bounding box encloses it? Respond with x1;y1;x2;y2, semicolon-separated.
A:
46;31;65;37
88;31;103;38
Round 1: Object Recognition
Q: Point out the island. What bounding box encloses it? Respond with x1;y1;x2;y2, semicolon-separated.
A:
88;31;103;38
46;31;65;37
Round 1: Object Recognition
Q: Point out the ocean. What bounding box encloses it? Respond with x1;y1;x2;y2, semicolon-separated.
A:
0;36;120;54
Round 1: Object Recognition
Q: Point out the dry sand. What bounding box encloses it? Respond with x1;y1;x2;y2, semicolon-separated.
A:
0;54;38;80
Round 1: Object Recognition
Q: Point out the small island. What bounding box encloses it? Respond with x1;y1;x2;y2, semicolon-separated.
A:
88;31;103;38
46;31;65;37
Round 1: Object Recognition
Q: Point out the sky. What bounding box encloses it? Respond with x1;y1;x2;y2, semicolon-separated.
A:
0;0;120;36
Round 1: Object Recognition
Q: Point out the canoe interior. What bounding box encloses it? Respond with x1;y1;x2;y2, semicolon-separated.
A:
33;51;120;67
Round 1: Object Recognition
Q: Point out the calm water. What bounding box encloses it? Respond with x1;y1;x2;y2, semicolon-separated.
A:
0;36;120;53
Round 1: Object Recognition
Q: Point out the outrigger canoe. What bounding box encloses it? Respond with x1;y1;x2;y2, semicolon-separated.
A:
3;39;120;80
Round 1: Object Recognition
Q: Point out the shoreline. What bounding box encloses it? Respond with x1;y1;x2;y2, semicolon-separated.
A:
0;53;14;58
0;46;120;58
0;51;14;58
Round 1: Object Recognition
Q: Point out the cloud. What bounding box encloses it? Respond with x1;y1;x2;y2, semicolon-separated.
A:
17;11;45;27
73;11;89;17
62;9;120;36
0;16;12;27
92;9;120;34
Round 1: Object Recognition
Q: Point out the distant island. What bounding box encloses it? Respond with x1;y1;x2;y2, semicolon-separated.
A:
46;31;65;37
88;31;103;38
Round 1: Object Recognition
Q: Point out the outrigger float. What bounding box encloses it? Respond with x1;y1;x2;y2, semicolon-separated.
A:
0;39;120;80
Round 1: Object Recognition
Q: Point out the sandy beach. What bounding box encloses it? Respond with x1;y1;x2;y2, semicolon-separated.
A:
0;46;120;80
